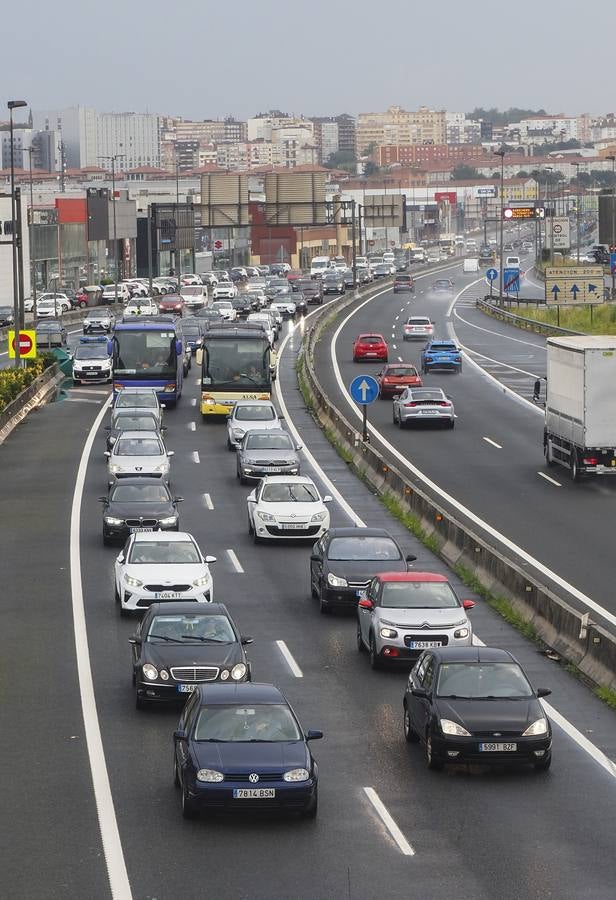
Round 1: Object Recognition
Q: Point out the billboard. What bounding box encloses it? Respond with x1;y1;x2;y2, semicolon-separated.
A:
598;194;616;245
434;191;457;205
201;174;250;227
363;194;405;227
264;172;328;226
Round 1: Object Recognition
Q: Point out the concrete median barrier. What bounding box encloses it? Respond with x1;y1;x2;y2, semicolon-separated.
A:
0;364;63;445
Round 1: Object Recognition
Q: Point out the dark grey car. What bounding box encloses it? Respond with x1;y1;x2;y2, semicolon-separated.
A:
236;429;301;484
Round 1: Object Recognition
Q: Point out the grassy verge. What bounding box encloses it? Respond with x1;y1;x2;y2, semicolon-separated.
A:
510;302;616;334
0;354;55;413
594;685;616;711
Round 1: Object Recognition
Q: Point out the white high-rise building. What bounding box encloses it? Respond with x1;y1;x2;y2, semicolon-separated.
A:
32;106;98;168
97;112;160;170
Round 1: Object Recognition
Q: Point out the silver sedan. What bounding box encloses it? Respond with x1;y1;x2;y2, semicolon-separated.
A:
392;388;455;429
106;431;174;480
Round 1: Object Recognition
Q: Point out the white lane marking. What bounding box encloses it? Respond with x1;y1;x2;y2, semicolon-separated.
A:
447;276;484;316
70;397;133;898
462;343;539;378
395;315;400;321
191;450;200;464
483;436;502;449
276;640;303;678
397;356;403;362
64;397;103;404
453;305;548;350
363;787;415;856
70;387;110;395
202;493;214;510
190;397;197;407
330;284;616;632
188;421;196;431
538;472;562;487
392;344;397;350
194;378;200;386
226;548;244;573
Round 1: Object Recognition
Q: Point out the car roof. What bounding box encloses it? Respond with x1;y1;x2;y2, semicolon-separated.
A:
132;530;196;543
376;571;448;583
234;399;275;407
196;682;285;706
326;527;396;539
243;428;289;438
147;601;231;617
260;474;314;485
114;430;162;440
430;647;515;664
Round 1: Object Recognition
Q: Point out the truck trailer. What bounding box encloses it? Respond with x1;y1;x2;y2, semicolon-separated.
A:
544;335;616;481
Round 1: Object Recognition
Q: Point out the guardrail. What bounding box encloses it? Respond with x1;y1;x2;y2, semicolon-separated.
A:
297;294;616;692
476;298;583;336
0;363;63;444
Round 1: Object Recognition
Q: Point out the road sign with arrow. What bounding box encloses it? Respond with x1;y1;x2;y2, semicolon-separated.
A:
545;265;604;304
349;374;379;442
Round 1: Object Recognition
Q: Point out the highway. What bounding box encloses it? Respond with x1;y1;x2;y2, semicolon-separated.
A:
1;286;616;900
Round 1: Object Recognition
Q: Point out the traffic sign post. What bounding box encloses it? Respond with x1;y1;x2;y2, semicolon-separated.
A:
8;329;37;360
349;375;379;442
486;267;498;299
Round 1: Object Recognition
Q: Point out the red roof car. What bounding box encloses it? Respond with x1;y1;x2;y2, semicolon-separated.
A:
353;333;388;362
376;363;422;398
157;293;185;314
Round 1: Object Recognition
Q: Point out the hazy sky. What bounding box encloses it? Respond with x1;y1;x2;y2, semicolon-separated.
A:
3;0;614;120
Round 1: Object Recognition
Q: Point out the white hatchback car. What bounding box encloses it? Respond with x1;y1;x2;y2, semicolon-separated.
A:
36;296;71;316
211;301;237;321
213;282;237;300
114;531;216;615
125;296;158;316
226;399;282;450
247;476;332;542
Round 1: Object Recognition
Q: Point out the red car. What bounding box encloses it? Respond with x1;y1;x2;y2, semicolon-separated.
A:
157;293;185;315
376;363;422;398
353;333;388;362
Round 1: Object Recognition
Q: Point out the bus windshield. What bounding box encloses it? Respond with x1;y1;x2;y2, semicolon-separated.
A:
202;337;270;389
113;331;177;376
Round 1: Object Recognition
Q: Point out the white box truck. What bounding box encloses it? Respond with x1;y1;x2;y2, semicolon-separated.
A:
544;335;616;481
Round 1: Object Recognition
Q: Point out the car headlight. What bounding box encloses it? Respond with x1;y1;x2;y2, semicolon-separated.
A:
160;669;169;681
109;464;123;473
219;669;230;680
124;574;143;588
380;627;398;639
142;664;158;681
153;463;169;472
283;768;310;782
440;718;471;737
243;466;253;473
523;718;548;736
104;516;124;526
231;663;247;681
193;575;211;587
310;511;327;522
258;510;276;522
454;627;470;639
327;573;348;588
163;384;176;393
232;428;245;438
196;769;224;783
159;516;178;526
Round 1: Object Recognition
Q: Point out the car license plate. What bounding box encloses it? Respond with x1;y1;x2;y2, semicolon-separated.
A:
409;640;443;649
233;789;275;799
265;466;282;473
177;684;197;693
281;523;307;530
130;526;154;533
421;410;439;416
155;591;181;599
366;352;377;357
478;742;517;752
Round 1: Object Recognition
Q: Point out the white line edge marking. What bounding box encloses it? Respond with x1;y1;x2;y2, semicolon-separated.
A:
188;421;196;431
202;493;214;509
226;548;244;573
190;397;197;407
64;397;103;404
483;436;503;449
275;640;303;678
330;281;616;631
363;787;415;856
453;305;547;351
538;472;562;487
70;396;133;898
191;450;200;464
462;342;539;378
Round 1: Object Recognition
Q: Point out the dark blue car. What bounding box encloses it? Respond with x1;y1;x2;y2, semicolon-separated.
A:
421;340;462;374
173;682;322;819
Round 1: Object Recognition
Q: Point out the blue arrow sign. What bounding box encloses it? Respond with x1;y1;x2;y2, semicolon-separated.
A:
570;284;580;300
486;267;498;282
349;374;380;405
551;284;560;296
588;283;598;294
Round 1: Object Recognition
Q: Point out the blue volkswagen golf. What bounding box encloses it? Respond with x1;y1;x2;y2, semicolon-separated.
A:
173;683;323;819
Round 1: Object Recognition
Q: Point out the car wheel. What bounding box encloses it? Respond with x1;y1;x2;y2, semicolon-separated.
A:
353;356;358;363
173;755;180;787
545;437;555;466
135;690;147;711
403;704;420;743
534;754;552;772
114;585;120;605
303;789;318;819
392;407;398;424
356;620;365;652
571;452;581;482
448;419;455;429
226;436;234;452
103;534;112;546
318;584;329;615
425;733;444;770
369;634;381;670
181;778;198;819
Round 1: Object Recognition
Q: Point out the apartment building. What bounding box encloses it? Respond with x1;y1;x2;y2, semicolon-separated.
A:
375;143;486;167
356;106;447;153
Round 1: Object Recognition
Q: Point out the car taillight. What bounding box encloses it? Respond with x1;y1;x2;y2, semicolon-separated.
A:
455;356;461;361
439;401;451;406
425;356;433;362
583;457;597;465
404;402;418;407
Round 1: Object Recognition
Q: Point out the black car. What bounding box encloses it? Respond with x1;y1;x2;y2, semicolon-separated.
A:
180;321;204;353
232;295;253;317
105;410;164;452
431;279;455;294
131;602;252;709
173;682;322;819
295;277;323;304
195;308;225;326
293;292;308;315
403;647;552;771
310;527;416;614
342;269;356;289
237;428;301;484
99;477;182;544
0;305;15;326
322;272;345;295
265;278;291;300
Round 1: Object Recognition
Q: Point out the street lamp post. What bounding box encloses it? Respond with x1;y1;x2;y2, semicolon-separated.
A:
572;163;581;263
98;154;125;303
494;149;505;302
544;167;554;265
8;100;27;366
175;160;182;284
23;146;37;311
607;156;616;298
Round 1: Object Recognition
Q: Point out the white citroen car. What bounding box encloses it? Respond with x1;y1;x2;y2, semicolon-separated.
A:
114;531;216;615
247;475;332;543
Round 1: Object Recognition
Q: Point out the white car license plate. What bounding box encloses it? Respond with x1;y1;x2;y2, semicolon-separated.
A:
366;352;377;357
479;742;517;752
177;684;197;693
130;526;153;533
265;467;282;473
281;523;307;530
155;591;181;599
233;788;275;799
409;640;443;649
421;410;439;416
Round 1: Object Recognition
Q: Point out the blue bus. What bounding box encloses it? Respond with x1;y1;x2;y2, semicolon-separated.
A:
112;316;184;405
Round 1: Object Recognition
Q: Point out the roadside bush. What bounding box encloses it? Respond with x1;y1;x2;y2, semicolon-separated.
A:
0;355;54;413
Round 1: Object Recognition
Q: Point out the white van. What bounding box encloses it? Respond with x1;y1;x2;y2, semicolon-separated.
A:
382;251;395;263
310;256;332;277
463;257;480;273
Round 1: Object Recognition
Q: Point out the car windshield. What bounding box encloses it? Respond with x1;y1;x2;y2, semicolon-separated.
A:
113;332;176;376
110;483;169;502
213;302;232;309
270;279;287;287
410;391;444;401
128;540;200;564
111;414;158;431
115;437;162;457
436;662;534;699
90;308;112;317
115;393;158;409
381;581;458;608
408;318;430;325
396;276;412;282
429;343;456;351
75;345;108;359
328;536;401;561
245;433;293;450
235;405;275;421
359;336;383;344
194;704;302;742
262;482;318;502
147;614;234;644
384;367;417;377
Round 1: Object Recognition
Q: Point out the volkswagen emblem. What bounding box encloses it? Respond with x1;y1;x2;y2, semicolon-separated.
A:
135;467;142;472
249;773;259;784
290;514;296;519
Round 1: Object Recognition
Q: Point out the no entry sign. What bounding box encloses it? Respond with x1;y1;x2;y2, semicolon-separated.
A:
8;329;37;359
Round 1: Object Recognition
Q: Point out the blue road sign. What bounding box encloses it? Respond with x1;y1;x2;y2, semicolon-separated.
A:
611;252;616;276
504;267;520;293
486;267;498;282
349;374;379;405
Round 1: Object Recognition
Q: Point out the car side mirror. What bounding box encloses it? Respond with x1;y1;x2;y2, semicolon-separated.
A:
241;636;254;645
406;554;417;563
98;496;107;503
278;415;284;420
104;451;111;458
174;496;184;503
358;598;374;610
104;425;111;431
536;688;552;698
160;403;166;409
173;729;187;742
167;450;174;457
128;637;141;645
226;414;232;420
116;554;124;563
205;555;217;564
295;444;303;451
247;490;256;502
392;393;401;400
305;730;323;741
411;687;427;699
323;495;333;503
462;599;476;610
